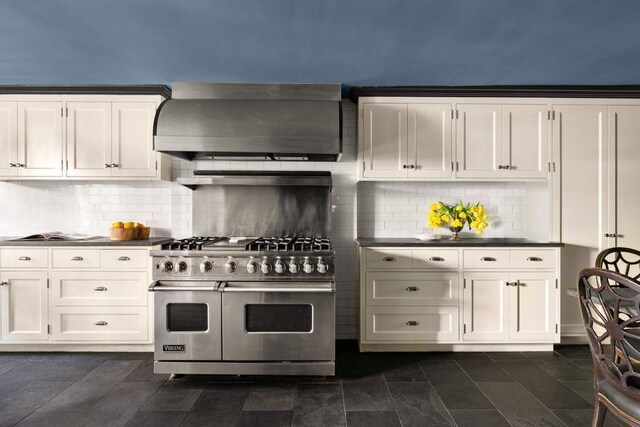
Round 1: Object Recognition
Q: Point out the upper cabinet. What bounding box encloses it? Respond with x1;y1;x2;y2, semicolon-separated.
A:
0;90;170;181
358;98;551;181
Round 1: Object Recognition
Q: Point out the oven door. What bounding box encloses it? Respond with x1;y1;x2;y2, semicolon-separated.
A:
150;281;222;361
221;282;335;361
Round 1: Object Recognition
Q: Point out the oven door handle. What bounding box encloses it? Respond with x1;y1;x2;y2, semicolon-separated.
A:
148;281;219;292
221;283;336;293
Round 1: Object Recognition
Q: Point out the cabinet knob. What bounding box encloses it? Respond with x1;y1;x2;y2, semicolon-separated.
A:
8;163;16;168
503;165;511;170
18;256;31;261
497;165;504;170
382;256;397;262
70;256;84;261
406;286;420;292
406;320;420;326
409;165;416;169
506;281;519;287
111;163;119;168
94;321;108;326
480;257;497;262
402;164;408;169
93;286;108;292
0;281;8;286
16;163;25;168
105;163;112;168
117;256;131;261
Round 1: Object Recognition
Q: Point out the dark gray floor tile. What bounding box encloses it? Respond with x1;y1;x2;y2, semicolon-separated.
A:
498;360;592;409
0;355;27;375
553;409;622;427
451;352;488;360
419;360;495;410
92;381;162;415
477;382;566;426
455;354;513;382
485;352;527;361
571;358;595;371
292;383;346;427
38;359;143;411
123;357;169;383
528;353;593;381
0;381;72;410
183;383;251;427
388;382;454;426
0;407;34;427
238;411;293;427
377;353;428;383
160;374;212;390
343;374;393;411
124;411;187;427
559;380;596;404
16;409;87;427
337;352;381;379
418;352;455;361
346;410;401;427
243;383;296;411
450;409;511;427
554;345;592;359
140;388;202;411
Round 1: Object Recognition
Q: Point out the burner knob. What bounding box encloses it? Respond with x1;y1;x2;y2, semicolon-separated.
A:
160;260;173;273
303;259;314;274
260;260;271;274
274;259;285;274
246;260;258;274
317;259;328;274
177;261;188;272
199;261;212;273
224;260;237;274
288;261;299;274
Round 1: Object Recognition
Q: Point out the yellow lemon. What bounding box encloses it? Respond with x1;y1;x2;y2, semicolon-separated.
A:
124;222;136;229
112;221;124;228
135;222;145;229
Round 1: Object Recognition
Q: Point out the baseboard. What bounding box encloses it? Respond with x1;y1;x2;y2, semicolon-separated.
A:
359;343;555;352
0;344;153;352
561;324;588;344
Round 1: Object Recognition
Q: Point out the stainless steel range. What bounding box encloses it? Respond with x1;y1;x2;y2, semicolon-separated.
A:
149;172;336;376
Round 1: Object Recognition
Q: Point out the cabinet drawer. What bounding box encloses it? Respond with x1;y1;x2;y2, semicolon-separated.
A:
0;249;48;268
412;250;458;269
463;250;510;269
509;250;556;269
366;272;459;306
100;250;148;270
365;306;459;342
366;249;412;269
52;249;100;268
52;306;148;342
51;271;148;306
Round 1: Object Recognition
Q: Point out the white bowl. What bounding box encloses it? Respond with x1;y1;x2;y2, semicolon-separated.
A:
415;233;441;241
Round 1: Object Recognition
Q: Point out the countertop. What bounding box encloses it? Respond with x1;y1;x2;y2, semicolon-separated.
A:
0;236;173;247
354;238;564;248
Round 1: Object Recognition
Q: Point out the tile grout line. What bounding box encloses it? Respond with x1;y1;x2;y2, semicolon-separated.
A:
416;358;459;427
379;361;403;426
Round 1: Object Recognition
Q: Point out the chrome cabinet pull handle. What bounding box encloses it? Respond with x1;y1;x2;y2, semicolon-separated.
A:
18;256;31;261
480;257;497;262
526;256;543;262
117;256;130;261
94;321;108;326
406;286;420;292
429;256;444;262
604;233;621;238
71;256;84;261
93;286;107;292
382;257;397;262
506;282;518;287
406;320;419;326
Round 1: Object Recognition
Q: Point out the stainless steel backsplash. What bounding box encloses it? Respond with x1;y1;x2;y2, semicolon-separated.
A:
192;185;332;237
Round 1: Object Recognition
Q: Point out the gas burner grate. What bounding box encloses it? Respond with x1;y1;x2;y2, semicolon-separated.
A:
163;236;227;251
247;237;332;252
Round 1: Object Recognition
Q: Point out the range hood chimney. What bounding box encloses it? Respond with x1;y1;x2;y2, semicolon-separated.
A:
154;82;342;162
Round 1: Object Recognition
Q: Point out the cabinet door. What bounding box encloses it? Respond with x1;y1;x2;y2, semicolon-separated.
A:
362;103;408;178
502;104;549;179
462;272;509;341
17;102;63;177
609;106;640;250
455;104;502;178
67;102;112;177
366;271;459;307
111;102;157;177
509;272;557;341
554;105;608;333
0;102;17;177
0;271;48;341
407;104;453;178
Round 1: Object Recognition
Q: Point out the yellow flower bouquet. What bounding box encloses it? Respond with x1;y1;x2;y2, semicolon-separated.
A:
428;201;489;240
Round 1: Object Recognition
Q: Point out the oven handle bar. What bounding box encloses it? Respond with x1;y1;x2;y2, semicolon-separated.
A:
148;281;219;292
220;282;335;293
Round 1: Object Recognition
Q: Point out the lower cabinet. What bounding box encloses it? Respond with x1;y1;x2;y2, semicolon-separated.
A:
0;271;48;341
365;306;459;341
53;306;148;341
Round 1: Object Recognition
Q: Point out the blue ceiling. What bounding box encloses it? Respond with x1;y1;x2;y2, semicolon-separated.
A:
1;0;639;87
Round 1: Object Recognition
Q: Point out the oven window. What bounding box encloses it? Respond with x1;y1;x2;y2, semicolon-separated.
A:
245;304;312;332
166;303;208;332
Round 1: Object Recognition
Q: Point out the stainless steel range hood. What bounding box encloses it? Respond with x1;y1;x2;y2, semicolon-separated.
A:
154;83;342;161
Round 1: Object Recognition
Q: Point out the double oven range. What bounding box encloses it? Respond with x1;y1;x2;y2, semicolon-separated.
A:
149;172;336;376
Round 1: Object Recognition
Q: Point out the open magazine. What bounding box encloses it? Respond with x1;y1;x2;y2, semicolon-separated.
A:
13;232;101;241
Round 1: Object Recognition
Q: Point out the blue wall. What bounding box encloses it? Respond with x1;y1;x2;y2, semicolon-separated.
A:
1;0;640;87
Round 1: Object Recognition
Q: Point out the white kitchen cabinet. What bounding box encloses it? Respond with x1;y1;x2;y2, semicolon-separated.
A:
455;104;502;179
366;271;459;307
17;101;63;177
462;272;509;341
0;102;17;177
111;102;158;177
66;102;112;177
407;104;453;178
502;104;549;179
509;272;557;341
0;271;48;341
362;103;408;178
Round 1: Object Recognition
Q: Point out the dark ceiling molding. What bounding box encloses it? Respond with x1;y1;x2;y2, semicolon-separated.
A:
0;84;171;98
348;85;640;102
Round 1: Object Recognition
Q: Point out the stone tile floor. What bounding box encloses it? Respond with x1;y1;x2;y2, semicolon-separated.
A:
0;342;624;426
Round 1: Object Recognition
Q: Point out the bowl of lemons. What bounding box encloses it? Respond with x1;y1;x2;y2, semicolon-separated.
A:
110;221;150;241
